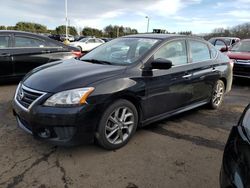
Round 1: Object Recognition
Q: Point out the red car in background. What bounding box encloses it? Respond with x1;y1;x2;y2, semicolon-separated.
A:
225;39;250;79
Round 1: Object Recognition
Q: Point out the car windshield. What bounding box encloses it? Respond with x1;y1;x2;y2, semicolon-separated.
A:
80;37;160;65
231;41;250;52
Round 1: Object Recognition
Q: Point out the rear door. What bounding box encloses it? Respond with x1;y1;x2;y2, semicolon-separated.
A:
12;35;50;76
0;34;13;77
41;39;72;62
187;39;218;103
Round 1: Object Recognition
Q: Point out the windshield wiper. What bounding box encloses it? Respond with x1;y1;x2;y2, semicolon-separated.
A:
82;59;112;65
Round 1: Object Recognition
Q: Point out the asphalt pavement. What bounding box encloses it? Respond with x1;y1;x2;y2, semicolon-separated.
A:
0;79;249;188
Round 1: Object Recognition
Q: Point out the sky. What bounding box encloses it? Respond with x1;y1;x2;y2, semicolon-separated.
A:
0;0;250;34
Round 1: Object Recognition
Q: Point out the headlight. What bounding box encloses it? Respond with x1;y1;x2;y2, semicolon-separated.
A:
44;87;94;107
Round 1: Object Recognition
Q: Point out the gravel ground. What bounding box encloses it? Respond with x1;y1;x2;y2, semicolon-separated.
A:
0;79;249;188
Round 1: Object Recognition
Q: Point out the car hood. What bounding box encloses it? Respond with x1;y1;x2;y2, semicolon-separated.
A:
23;58;126;93
226;51;250;60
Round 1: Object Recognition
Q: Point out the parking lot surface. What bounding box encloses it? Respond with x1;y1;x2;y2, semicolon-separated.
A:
0;80;249;188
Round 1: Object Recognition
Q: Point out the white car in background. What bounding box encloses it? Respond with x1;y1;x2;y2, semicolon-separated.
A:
69;38;105;52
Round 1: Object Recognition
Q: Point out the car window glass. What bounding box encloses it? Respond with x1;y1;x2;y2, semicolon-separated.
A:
189;40;210;62
154;40;188;66
209;45;218;59
88;39;95;43
215;40;225;46
231;41;250;52
46;41;59;47
81;38;159;65
0;36;10;48
95;39;102;43
14;36;46;48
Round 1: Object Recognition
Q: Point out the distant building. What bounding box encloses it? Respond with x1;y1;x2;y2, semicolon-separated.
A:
153;29;166;34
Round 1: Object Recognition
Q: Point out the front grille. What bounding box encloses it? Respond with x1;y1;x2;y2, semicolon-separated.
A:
16;84;46;110
236;60;250;65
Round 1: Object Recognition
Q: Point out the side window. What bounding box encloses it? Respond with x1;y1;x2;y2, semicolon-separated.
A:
0;36;10;48
14;36;45;48
95;39;102;43
88;39;95;43
154;40;188;66
189;40;210;63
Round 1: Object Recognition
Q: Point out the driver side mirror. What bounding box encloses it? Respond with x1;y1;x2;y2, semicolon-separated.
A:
151;58;172;69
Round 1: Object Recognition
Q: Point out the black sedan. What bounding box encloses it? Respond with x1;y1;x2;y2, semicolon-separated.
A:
12;34;233;149
220;104;250;188
0;30;81;81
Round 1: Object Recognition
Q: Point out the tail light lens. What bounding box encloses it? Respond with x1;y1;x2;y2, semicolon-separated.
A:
72;50;82;58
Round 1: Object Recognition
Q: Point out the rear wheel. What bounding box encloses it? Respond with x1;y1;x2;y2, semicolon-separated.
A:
209;80;225;109
96;99;138;150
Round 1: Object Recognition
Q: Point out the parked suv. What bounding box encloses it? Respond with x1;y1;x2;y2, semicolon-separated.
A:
0;30;81;81
13;34;233;149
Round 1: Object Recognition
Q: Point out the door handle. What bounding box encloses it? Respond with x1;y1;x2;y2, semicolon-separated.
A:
41;50;50;53
182;74;192;79
212;68;216;72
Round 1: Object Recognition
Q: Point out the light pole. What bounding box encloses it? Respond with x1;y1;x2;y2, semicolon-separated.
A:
145;16;150;33
65;0;68;38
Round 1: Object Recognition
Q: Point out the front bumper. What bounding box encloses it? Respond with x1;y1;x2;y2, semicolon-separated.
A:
233;61;250;78
12;98;101;146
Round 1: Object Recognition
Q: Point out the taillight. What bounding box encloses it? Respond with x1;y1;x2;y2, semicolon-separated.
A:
229;59;234;68
72;50;82;58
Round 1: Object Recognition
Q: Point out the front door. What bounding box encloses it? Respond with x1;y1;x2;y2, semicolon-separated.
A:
144;39;194;119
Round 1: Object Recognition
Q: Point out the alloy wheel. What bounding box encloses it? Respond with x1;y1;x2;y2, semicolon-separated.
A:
212;81;224;106
105;106;135;145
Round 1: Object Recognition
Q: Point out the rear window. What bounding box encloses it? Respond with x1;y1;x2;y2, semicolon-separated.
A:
0;36;10;48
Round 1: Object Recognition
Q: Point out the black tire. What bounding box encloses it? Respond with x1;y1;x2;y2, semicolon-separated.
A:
96;99;138;150
209;80;225;109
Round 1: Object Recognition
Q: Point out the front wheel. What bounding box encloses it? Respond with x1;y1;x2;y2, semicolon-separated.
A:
96;99;138;150
209;80;225;109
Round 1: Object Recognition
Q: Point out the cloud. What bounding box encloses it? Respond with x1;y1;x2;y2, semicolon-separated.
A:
0;0;249;34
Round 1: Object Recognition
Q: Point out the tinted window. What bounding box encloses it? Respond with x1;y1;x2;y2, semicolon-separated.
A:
0;36;10;48
189;40;210;62
14;36;46;48
88;39;95;43
154;40;188;66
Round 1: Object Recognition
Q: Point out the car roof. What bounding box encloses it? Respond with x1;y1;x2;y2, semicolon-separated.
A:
122;33;203;41
0;30;38;35
210;37;240;39
0;30;51;39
